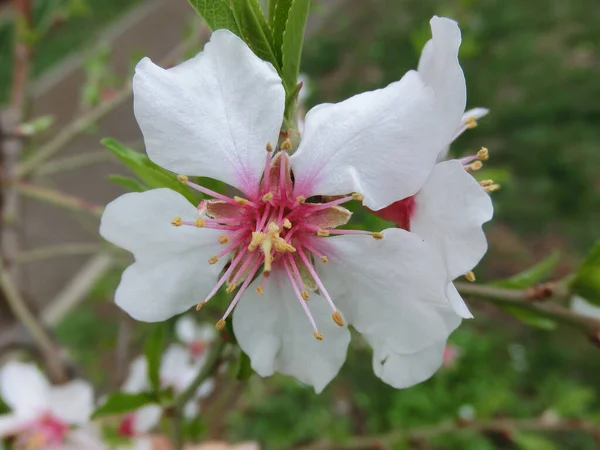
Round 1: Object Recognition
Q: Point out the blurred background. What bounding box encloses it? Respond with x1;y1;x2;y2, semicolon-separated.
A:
0;0;599;448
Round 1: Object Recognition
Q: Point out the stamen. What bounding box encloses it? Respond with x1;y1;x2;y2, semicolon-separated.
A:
262;192;274;202
256;286;264;295
314;332;324;341
352;193;364;202
303;195;355;213
266;142;273;152
479;179;494;187
226;283;237;294
332;311;345;327
477;147;489;160
195;218;205;228
321;256;329;263
372;232;384;240
297;246;338;314
296;195;306;204
317;229;330;237
248;232;266;252
283;218;292;229
171;217;183;227
301;290;310;301
234;196;249;206
484;184;501;193
220;258;263;323
208;256;219;265
215;319;226;331
465;271;476;282
280;138;292;150
181;178;241;206
282;258;321;338
465;161;483;171
177;175;189;183
195;300;206;311
219;235;229;244
466;116;478;129
201;249;248;304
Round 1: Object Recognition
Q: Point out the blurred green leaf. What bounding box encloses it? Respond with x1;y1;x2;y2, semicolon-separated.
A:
236;350;254;381
271;0;293;64
92;392;156;419
102;138;197;203
187;0;240;36
145;325;165;394
513;432;558;450
231;0;280;70
493;252;560;289
502;306;557;330
281;0;311;97
107;175;147;192
570;241;600;306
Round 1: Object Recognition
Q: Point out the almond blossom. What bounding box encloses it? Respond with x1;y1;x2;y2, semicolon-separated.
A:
175;316;217;361
0;361;98;450
100;22;466;392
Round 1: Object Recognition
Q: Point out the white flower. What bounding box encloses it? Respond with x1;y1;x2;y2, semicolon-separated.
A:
0;361;95;449
175;316;217;360
101;23;463;392
571;296;600;320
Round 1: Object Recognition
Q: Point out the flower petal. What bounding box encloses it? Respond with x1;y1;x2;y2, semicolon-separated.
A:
133;30;285;197
0;361;49;417
175;316;199;345
571;296;600;320
160;344;194;391
100;189;225;322
316;229;461;387
0;414;29;437
461;107;489;124
446;282;473;319
48;380;95;424
133;405;162;434
290;70;439;210
417;16;466;144
232;273;350;393
411;160;493;280
122;356;149;394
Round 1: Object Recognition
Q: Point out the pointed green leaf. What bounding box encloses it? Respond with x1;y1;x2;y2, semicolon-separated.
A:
281;0;310;97
493;252;560;289
102;138;197;204
231;0;279;71
272;0;293;64
145;325;165;394
107;175;147;193
186;0;240;35
570;240;600;306
92;392;156;419
268;0;277;23
502;306;557;330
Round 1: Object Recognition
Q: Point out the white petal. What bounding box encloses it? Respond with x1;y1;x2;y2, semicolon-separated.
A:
183;400;199;419
100;189;225;322
197;378;215;399
232;273;350;393
417;16;466;143
411;160;493;280
446;282;473;319
371;339;447;389
571;296;600;320
47;379;95;424
461;107;489;124
160;344;194;392
0;414;29;437
0;361;49;417
290;70;440;210
133;405;162;434
175;316;199;344
133;30;285;197
64;427;107;450
122;356;149;394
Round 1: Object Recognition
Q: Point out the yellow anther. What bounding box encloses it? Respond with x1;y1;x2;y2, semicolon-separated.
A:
283;218;292;229
317;229;330;237
256;286;264;295
177;174;189;183
274;237;296;253
267;222;280;235
477;147;489;160
352;193;364;202
465;271;476;282
262;192;274;202
216;319;226;331
484;184;501;193
372;232;384;240
332;311;345;327
296;196;306;204
194;218;205;228
281;138;292;150
248;232;266;251
196;301;206;311
219;235;229;244
266;142;273;152
208;256;219;265
226;283;237;294
301;290;310;301
479;179;494;187
234;196;248;206
466;161;483;171
171;217;183;227
314;332;324;341
320;256;329;264
466;116;478;129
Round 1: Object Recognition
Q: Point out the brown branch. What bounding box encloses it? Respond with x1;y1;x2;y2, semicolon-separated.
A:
295;417;600;450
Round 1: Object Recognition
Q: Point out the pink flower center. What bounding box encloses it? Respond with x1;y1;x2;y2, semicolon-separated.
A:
118;414;136;437
14;413;69;449
189;340;208;358
173;145;383;340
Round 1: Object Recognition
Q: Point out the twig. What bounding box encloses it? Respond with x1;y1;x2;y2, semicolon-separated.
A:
36;151;114;176
455;282;600;334
295;417;600;450
12;181;104;217
15;243;101;264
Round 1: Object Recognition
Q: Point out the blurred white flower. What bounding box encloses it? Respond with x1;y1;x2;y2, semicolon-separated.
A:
0;361;98;449
101;21;465;392
570;296;600;320
175;316;217;360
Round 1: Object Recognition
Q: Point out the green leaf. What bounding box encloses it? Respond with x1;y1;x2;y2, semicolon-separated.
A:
513;432;558;450
570;240;600;306
107;175;147;192
231;0;280;71
145;325;165;394
102;138;197;204
268;0;277;23
236;350;254;381
271;0;293;64
186;0;240;35
493;252;560;289
281;0;311;97
502;305;557;330
92;392;156;419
